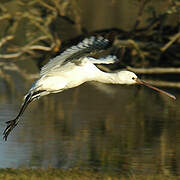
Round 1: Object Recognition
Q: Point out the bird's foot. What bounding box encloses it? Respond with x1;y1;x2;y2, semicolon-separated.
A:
3;119;18;141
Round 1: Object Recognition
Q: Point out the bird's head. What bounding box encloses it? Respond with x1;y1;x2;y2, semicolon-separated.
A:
117;70;176;100
117;70;137;85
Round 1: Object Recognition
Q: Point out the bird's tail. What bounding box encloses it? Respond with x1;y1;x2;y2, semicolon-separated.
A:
3;89;45;141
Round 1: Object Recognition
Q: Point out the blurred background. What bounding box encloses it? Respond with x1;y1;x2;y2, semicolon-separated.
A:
0;0;180;177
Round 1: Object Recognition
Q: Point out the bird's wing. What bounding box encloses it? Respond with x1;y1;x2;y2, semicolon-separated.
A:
40;36;111;76
86;55;117;64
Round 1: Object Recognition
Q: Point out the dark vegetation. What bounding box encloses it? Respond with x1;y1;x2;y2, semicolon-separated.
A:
0;0;179;69
0;168;180;180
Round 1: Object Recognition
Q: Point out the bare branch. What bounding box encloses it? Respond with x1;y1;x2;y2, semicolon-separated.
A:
37;0;57;12
0;44;52;59
127;66;180;74
0;62;39;80
161;31;180;52
113;39;147;59
145;80;180;88
0;52;23;59
0;14;11;21
133;0;150;30
26;36;50;46
30;20;54;41
0;35;14;48
28;45;52;51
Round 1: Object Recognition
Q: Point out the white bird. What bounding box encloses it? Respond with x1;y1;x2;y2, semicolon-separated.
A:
3;36;176;141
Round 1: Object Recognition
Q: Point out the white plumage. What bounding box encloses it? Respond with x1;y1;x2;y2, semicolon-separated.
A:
32;56;137;95
3;36;175;141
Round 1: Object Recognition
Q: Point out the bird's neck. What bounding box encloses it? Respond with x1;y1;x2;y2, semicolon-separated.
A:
95;71;124;84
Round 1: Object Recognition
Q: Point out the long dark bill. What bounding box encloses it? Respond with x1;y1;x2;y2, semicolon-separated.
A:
3;93;33;141
135;78;176;100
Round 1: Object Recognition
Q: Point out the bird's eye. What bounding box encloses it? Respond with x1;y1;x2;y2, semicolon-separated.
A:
132;77;135;80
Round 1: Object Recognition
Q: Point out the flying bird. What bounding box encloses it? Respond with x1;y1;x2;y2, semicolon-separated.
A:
3;36;176;141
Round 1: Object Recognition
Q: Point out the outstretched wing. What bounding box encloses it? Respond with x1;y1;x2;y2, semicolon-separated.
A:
40;36;111;76
86;55;117;64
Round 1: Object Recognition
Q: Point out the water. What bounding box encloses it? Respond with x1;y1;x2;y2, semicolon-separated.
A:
0;0;179;176
0;75;180;175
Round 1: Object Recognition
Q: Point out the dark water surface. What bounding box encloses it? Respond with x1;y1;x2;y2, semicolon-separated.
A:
0;0;179;176
0;76;180;176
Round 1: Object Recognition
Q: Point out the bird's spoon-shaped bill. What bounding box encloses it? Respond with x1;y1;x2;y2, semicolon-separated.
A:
135;78;176;100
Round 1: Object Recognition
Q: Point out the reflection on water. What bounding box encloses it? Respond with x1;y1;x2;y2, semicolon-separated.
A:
0;75;180;176
0;0;179;177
